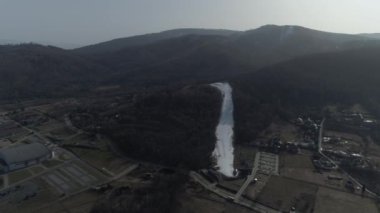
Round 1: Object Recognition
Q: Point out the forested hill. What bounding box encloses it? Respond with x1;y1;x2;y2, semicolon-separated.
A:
78;25;378;87
231;45;380;143
0;44;111;100
243;45;380;104
359;33;380;40
1;25;380;101
73;28;240;54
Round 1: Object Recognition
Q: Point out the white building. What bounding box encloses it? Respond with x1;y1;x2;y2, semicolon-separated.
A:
0;143;51;173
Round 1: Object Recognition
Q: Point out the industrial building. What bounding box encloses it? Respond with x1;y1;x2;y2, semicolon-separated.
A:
0;143;51;173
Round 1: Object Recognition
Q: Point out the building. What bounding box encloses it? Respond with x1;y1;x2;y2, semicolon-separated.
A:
0;143;51;173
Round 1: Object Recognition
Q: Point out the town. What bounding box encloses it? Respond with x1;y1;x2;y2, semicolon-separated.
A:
0;98;379;213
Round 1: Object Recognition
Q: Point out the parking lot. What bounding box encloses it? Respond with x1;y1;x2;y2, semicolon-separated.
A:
257;152;279;175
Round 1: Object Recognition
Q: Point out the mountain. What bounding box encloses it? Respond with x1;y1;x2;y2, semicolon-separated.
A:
73;28;240;54
94;35;254;86
0;39;22;45
359;33;380;40
231;45;380;143
1;25;379;101
0;44;110;100
83;25;377;87
233;25;374;67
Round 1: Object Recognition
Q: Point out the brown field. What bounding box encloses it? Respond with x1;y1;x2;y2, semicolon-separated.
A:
8;169;33;185
178;192;255;213
314;187;379;213
259;120;301;142
256;176;318;213
28;166;45;175
245;173;271;200
41;159;63;168
280;153;315;170
0;178;60;213
280;153;351;190
59;191;102;213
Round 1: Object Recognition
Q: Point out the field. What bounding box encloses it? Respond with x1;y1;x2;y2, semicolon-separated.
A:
245;173;271;200
8;170;33;185
280;153;315;170
0;178;60;213
280;152;355;190
258;120;302;142
41;159;63;168
178;191;256;213
28;166;45;175
256;176;318;212
314;187;379;213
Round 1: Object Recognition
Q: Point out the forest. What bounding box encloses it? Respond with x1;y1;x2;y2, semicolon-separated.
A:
72;85;221;169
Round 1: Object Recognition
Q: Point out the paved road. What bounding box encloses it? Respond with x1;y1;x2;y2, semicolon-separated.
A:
234;153;260;201
190;171;280;213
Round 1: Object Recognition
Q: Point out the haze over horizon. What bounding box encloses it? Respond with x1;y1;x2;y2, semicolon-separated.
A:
1;0;380;48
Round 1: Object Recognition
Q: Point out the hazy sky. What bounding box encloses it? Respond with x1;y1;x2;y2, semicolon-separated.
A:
1;0;380;48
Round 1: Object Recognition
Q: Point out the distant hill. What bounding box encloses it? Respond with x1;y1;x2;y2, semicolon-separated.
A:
73;28;240;54
95;35;254;86
233;25;373;67
1;25;380;101
231;45;380;142
359;33;380;39
85;25;378;87
0;39;21;45
0;44;110;100
249;45;380;102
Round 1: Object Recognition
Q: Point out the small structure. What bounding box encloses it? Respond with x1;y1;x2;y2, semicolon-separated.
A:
0;143;51;173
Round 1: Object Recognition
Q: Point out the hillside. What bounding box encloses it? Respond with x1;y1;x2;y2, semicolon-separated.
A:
73;28;240;54
359;33;380;39
70;85;221;169
0;44;110;100
233;25;374;67
95;35;254;86
1;25;379;102
4;27;379;174
232;45;380;143
83;25;378;87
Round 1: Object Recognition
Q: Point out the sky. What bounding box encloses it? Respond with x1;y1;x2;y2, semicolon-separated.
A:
1;0;380;48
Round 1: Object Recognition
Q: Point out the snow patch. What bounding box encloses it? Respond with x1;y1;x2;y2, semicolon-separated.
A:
210;82;236;177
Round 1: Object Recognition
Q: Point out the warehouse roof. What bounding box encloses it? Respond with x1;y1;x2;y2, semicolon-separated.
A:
0;143;50;165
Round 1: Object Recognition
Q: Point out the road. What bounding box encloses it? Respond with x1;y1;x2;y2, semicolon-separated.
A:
234;152;260;201
190;171;280;213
